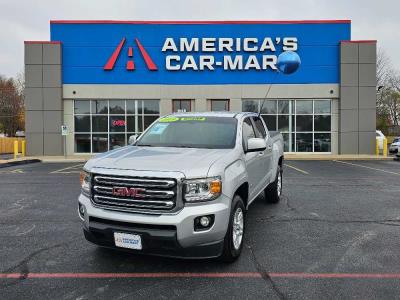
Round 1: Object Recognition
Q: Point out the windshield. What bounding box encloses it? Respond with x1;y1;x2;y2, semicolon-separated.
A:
136;116;237;149
393;138;400;143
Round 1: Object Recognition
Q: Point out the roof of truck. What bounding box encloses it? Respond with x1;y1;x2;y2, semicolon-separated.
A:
168;111;256;118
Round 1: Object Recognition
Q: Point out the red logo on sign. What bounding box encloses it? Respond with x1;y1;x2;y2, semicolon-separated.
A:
112;120;126;127
112;187;146;198
104;38;158;71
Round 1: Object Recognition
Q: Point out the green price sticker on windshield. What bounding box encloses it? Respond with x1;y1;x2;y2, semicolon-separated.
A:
159;117;180;123
179;117;206;121
159;116;206;122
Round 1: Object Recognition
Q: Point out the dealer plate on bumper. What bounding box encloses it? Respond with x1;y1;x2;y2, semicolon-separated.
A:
114;232;142;250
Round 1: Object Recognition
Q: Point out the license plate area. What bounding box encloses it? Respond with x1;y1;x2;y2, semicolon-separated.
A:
114;232;142;250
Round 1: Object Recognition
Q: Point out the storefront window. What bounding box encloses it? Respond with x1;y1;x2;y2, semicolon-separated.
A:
110;116;126;132
260;100;277;114
109;100;125;114
74;100;160;153
91;100;108;114
74;134;91;153
173;99;191;112
74;116;90;132
92;116;108;132
211;99;229;111
74;101;90;115
242;99;332;153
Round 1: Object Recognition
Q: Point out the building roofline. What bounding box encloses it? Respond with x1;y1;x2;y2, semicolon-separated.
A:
340;40;377;43
50;20;351;25
24;41;61;44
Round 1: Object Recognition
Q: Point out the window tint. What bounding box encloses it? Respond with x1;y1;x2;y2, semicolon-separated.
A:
75;134;91;153
74;101;90;114
242;118;256;150
74;116;90;132
109;100;125;114
296;115;313;132
261;115;277;131
243;118;256;139
92;100;108;114
314;115;331;131
173;100;191;112
278;100;290;114
260;100;277;114
136;117;237;149
211;100;229;111
141;100;160;114
314;100;331;114
252;117;267;138
242;100;258;112
296;101;313;114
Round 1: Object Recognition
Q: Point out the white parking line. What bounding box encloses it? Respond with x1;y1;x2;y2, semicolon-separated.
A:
51;164;84;174
0;168;25;174
285;163;309;175
334;160;400;176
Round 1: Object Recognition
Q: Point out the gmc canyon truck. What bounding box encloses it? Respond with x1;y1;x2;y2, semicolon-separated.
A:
78;112;284;261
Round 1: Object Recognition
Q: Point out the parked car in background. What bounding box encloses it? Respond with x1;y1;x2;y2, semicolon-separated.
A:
376;130;386;150
389;137;400;154
15;130;25;137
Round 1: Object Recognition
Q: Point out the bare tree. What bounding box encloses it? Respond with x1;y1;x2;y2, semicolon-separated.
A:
377;48;390;87
0;75;25;136
376;49;400;127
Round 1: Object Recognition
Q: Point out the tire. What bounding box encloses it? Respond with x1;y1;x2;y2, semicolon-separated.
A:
265;164;282;204
220;195;246;262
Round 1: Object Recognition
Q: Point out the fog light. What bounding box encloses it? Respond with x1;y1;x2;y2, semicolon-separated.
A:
194;215;215;231
200;216;210;227
78;203;85;219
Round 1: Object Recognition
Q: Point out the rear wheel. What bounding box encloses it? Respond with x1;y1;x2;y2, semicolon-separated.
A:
265;164;282;204
220;195;245;262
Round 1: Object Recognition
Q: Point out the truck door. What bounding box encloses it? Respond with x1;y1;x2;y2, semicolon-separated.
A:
242;117;264;201
251;116;272;187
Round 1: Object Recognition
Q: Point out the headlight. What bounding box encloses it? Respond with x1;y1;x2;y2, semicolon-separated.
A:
80;170;91;196
183;177;222;202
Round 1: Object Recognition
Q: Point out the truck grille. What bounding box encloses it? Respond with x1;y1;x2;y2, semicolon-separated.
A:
91;174;177;212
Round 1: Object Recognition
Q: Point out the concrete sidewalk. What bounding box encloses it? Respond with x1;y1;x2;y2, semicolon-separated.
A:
0;155;90;167
0;154;395;168
284;154;395;161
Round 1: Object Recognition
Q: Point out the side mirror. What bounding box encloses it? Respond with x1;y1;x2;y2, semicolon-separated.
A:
128;134;139;145
246;138;267;153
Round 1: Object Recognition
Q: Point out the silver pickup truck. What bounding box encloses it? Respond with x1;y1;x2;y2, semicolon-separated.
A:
78;112;284;261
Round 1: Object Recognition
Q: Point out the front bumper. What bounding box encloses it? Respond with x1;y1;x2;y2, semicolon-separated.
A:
78;193;231;258
389;147;399;154
83;219;224;259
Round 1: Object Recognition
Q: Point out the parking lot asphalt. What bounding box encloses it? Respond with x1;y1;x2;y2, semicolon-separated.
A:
1;160;400;299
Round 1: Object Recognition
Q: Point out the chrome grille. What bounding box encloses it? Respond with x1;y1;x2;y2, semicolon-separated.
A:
91;174;177;212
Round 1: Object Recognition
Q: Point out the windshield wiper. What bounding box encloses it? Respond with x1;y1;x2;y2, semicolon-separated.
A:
173;145;195;148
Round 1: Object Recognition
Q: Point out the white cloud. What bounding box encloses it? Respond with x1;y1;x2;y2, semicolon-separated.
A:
1;0;399;77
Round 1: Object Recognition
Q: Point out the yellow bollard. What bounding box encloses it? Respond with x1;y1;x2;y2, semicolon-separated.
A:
376;138;380;156
21;140;26;157
383;137;388;157
13;140;19;159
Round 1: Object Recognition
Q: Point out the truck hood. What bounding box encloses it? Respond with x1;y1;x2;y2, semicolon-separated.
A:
85;146;231;178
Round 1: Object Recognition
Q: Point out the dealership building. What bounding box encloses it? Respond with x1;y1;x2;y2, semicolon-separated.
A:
24;20;376;156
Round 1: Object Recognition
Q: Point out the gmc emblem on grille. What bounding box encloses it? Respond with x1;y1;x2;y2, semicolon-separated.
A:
112;187;145;198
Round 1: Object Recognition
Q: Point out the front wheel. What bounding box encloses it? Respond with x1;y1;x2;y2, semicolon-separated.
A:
220;195;245;262
265;164;282;204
